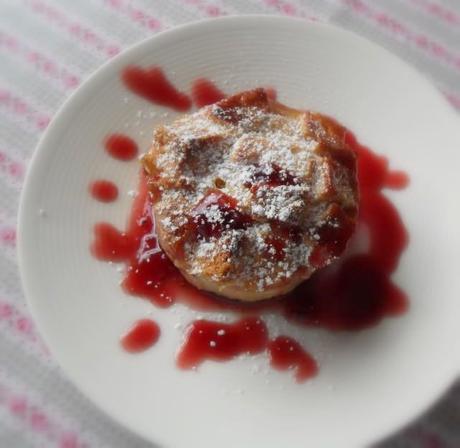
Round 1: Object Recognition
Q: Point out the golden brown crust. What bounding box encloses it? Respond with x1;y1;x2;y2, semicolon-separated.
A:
141;89;358;301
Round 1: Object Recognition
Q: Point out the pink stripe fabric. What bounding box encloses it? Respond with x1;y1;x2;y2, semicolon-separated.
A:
444;91;460;109
0;1;459;448
0;31;80;90
0;226;16;247
261;0;318;20
0;89;51;130
24;0;121;57
181;0;227;17
104;0;164;31
0;375;87;448
342;0;460;72
0;299;49;354
0;150;25;181
411;0;460;27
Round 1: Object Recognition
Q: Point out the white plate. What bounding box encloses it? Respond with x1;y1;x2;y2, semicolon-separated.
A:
18;16;460;448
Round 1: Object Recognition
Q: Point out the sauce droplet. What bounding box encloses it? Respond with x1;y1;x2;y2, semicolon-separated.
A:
89;180;118;202
105;134;138;161
121;319;160;353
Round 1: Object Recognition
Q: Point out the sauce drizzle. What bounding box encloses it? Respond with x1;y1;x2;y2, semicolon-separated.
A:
90;77;410;382
191;78;225;107
122;66;192;111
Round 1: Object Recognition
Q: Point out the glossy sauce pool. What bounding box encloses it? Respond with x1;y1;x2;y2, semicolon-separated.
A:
90;66;409;383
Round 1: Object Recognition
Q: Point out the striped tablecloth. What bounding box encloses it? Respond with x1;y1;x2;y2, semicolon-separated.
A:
1;1;459;447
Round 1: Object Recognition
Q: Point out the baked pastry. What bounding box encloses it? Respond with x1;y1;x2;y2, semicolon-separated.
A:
142;89;358;301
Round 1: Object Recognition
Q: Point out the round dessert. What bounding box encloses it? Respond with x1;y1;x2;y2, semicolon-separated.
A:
142;89;358;301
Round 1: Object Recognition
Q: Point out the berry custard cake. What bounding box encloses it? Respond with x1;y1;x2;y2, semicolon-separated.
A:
141;89;358;301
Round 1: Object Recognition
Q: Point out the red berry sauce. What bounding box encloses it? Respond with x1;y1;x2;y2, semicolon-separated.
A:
247;163;299;190
268;336;318;382
90;73;410;382
265;87;277;101
177;317;268;369
283;132;409;331
121;319;160;353
191;78;226;107
122;66;192;111
190;190;253;241
105;134;138;161
89;180;118;202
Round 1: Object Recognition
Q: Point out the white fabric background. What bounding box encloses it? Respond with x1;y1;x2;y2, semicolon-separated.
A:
0;1;459;447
